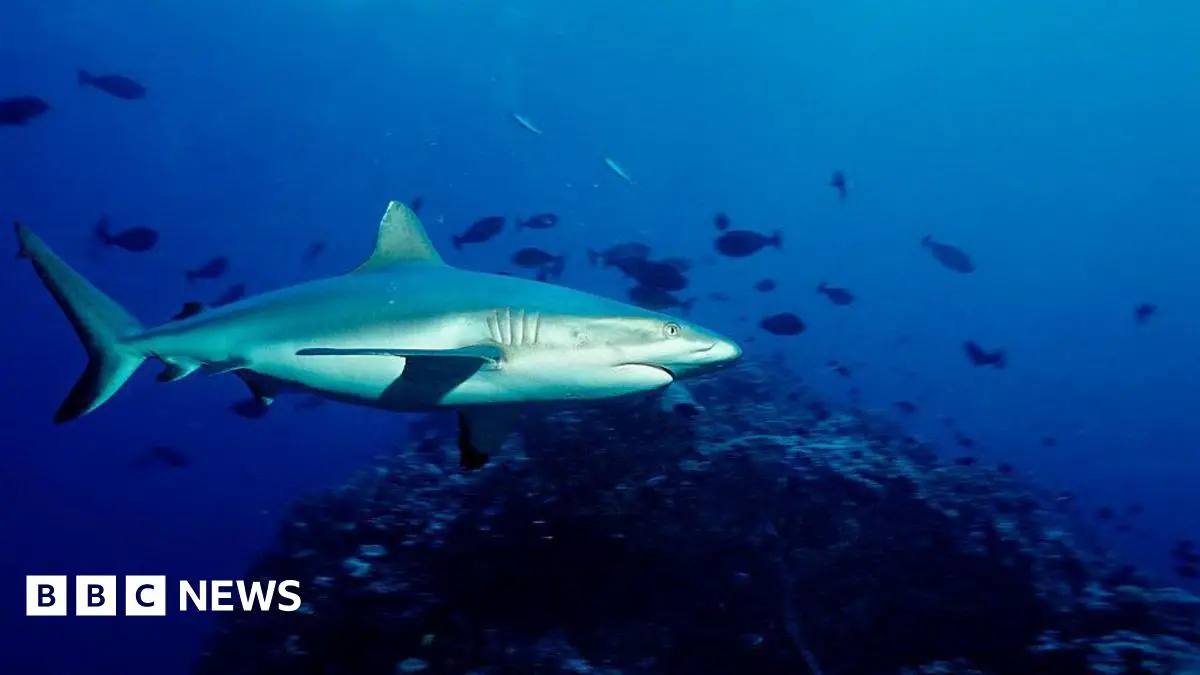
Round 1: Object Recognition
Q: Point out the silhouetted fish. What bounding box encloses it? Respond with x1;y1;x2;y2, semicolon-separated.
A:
1134;302;1156;324
453;216;504;249
753;278;776;292
587;242;650;267
893;400;917;413
628;285;692;313
94;217;157;252
410;196;424;214
303;241;327;262
715;229;782;258
0;96;50;126
829;170;847;202
963;341;1007;369
816;282;855;306
921;235;974;273
78;70;146;100
759;313;805;336
623;259;688;292
186;256;229;282
170;301;205;321
713;212;731;231
511;247;565;280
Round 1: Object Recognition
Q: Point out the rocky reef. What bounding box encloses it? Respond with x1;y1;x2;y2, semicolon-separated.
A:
192;359;1200;675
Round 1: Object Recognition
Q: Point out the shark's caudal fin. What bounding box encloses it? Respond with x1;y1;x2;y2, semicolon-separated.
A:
14;221;146;423
352;201;445;273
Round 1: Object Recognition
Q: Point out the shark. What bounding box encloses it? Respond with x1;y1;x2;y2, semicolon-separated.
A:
13;201;742;468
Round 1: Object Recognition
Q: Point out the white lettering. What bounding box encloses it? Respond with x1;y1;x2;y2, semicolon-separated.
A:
179;580;206;611
210;580;234;611
236;580;276;611
276;581;302;611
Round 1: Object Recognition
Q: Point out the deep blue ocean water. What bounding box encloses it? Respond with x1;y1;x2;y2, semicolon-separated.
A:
1;1;1198;673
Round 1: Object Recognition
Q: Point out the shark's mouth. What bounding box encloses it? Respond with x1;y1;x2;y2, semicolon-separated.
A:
620;363;676;380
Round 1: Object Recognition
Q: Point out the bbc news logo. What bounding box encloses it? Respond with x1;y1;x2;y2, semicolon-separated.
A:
26;576;302;616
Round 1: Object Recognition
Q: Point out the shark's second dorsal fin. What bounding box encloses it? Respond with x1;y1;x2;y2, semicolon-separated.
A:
353;201;444;273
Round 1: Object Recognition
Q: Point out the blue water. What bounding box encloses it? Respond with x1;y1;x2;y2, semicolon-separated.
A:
2;1;1198;673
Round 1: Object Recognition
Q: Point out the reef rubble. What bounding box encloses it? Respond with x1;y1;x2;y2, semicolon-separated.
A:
192;359;1200;675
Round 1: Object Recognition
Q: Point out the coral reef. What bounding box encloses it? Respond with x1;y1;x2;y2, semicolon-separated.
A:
192;360;1200;675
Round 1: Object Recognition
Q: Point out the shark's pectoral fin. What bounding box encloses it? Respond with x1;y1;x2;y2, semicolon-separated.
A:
352;201;445;273
229;372;280;419
456;406;520;470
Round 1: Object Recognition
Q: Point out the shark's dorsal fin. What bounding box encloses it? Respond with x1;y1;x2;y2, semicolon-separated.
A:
353;201;444;273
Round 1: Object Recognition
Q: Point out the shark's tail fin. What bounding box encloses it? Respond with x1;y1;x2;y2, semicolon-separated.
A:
14;221;146;423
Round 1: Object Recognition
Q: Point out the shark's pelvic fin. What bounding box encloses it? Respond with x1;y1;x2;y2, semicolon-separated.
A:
456;406;520;470
353;201;444;273
13;221;146;423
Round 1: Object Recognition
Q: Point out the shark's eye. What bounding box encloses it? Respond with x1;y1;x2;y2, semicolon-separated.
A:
663;322;682;338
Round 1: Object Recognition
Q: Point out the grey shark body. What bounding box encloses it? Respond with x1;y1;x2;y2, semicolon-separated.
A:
15;201;741;467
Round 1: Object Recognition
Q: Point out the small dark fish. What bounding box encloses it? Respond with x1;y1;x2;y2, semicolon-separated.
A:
997;462;1014;475
623;259;688;292
517;213;559;229
1042;436;1058;447
170;301;205;321
231;398;269;419
759;312;805;336
660;257;693;273
715;229;782;258
628;285;693;313
713;212;731;231
587;242;651;267
816;282;855;306
511;247;562;269
708;291;732;302
920;235;975;273
963;341;1007;369
753;278;776;292
132;444;190;469
893;400;917;413
78;70;146;100
303;241;327;262
453;216;505;249
954;432;975;448
94;217;158;252
828;361;852;377
1096;506;1116;521
210;283;246;308
0;96;51;126
410;196;424;214
829;170;847;202
512;247;566;281
1134;303;1156;324
953;456;977;466
1177;564;1199;579
186;256;229;282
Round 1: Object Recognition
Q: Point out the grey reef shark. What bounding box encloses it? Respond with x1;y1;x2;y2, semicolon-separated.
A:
14;201;742;469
